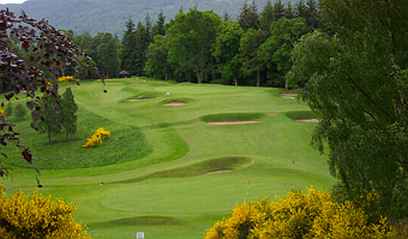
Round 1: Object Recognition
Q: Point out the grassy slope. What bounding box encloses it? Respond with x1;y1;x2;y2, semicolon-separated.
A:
1;78;334;239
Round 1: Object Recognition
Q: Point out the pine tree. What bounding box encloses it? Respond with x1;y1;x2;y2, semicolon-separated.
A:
272;0;285;21
239;1;259;29
286;2;294;18
61;88;78;140
35;93;64;144
121;18;136;72
259;1;274;33
152;12;166;36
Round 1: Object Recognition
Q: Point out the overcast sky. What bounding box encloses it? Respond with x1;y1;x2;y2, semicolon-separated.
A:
0;0;26;4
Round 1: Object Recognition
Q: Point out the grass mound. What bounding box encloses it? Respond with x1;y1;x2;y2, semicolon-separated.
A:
286;111;318;121
126;91;163;101
89;216;181;228
201;113;265;123
115;157;252;184
4;110;152;169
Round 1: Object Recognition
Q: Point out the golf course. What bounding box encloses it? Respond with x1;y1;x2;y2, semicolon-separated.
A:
1;78;334;239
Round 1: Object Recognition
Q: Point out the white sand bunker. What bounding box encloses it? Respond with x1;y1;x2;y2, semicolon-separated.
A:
208;121;260;126
281;93;298;100
165;101;186;107
296;119;320;123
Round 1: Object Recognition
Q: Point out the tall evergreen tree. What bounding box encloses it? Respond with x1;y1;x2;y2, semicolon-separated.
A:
239;1;259;29
272;0;286;20
259;1;274;33
61;88;78;140
121;18;136;73
133;22;150;76
96;34;121;77
152;12;166;36
34;93;64;144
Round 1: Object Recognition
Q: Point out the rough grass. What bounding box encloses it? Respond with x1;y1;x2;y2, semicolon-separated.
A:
201;113;265;123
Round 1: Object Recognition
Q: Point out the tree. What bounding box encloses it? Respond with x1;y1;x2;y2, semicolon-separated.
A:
302;0;408;219
145;35;172;80
152;11;166;36
286;31;335;88
239;1;259;29
272;0;286;21
95;33;121;77
305;0;320;29
0;10;81;176
33;93;64;144
167;9;221;83
240;29;265;87
258;17;308;87
61;88;78;140
259;1;274;33
213;21;243;86
121;18;136;73
132;22;150;76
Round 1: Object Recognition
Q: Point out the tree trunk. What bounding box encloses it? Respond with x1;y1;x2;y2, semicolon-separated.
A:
196;72;203;84
256;69;261;87
285;78;289;89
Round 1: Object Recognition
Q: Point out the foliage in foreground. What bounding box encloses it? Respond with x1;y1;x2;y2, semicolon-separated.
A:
82;128;111;148
204;188;393;239
287;0;408;219
0;185;90;239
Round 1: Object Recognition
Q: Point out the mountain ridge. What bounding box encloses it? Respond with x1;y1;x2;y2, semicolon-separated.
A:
0;0;296;35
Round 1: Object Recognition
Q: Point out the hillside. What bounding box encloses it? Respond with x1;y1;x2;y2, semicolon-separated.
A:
1;0;295;35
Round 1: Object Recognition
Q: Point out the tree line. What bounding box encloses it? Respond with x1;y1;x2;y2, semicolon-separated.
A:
72;0;319;88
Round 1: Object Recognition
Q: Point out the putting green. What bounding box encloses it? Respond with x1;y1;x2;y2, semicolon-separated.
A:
1;78;334;239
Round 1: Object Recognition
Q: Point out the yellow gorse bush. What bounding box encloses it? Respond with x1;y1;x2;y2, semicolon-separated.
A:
204;188;394;239
58;75;75;82
82;128;111;148
0;185;90;239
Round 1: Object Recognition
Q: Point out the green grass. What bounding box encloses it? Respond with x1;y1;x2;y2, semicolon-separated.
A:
1;78;334;239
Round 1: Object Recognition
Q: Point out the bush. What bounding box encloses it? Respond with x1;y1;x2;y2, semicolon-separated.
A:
14;103;27;121
204;188;394;239
82;128;111;148
0;185;90;239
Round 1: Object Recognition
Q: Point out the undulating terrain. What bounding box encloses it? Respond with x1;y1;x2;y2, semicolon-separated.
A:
3;78;333;239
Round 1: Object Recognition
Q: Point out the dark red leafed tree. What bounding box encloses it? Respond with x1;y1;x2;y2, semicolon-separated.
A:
0;9;81;177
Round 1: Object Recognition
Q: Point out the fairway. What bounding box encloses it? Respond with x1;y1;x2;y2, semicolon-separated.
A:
2;78;334;239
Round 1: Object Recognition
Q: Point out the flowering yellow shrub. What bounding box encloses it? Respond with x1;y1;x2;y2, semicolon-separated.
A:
58;75;75;82
0;185;90;239
82;128;111;148
204;188;394;239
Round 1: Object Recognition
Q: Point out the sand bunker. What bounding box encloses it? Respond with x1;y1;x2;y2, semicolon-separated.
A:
165;101;186;107
296;119;320;123
208;121;260;126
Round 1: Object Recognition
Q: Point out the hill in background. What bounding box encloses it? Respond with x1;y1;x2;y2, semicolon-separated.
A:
1;0;295;35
